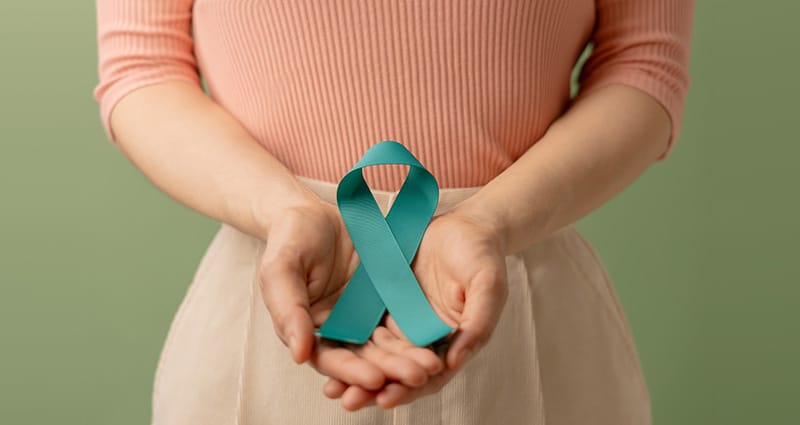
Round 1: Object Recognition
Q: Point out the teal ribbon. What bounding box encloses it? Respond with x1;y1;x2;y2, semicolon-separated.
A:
315;140;454;347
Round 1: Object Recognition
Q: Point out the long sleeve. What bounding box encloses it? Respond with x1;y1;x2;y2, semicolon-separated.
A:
577;0;694;160
93;0;201;142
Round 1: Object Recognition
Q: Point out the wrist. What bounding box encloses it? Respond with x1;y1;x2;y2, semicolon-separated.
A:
450;183;557;256
251;177;323;241
449;194;512;256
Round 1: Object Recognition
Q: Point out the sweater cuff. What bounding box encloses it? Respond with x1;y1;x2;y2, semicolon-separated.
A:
94;73;201;143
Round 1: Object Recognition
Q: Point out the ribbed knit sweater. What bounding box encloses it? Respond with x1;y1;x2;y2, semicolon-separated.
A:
94;0;692;190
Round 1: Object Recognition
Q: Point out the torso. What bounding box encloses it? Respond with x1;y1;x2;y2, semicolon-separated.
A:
191;0;595;190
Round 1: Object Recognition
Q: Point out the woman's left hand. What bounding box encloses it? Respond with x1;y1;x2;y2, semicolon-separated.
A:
321;208;510;410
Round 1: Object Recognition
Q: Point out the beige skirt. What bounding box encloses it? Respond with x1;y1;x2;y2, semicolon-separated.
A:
151;175;651;425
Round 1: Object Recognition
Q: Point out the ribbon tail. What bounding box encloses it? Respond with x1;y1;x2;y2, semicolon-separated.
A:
315;263;385;344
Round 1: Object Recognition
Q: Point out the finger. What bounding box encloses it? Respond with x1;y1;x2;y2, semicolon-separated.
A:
308;286;346;326
323;378;348;399
375;382;413;409
259;252;315;364
446;268;508;370
258;259;310;359
384;314;403;336
376;369;457;409
353;339;430;387
309;340;386;390
341;385;378;411
372;327;444;375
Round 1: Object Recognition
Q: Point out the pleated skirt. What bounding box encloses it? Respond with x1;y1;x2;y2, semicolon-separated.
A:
150;175;651;425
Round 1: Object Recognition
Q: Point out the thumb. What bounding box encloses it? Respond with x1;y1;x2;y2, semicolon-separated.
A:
259;252;315;364
445;268;508;370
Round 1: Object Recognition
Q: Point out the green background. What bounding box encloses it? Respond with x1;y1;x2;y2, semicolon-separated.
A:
1;1;797;423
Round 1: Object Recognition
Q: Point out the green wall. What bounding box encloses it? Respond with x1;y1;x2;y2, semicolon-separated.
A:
1;1;797;423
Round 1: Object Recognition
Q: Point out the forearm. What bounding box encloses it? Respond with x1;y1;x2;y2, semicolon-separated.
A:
454;84;672;256
109;80;319;242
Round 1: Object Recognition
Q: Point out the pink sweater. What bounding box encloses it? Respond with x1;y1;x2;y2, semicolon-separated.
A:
94;0;693;191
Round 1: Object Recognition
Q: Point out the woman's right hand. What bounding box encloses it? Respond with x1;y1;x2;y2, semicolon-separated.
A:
257;196;443;394
96;56;442;398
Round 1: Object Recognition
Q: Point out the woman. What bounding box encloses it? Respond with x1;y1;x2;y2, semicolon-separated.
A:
94;1;693;424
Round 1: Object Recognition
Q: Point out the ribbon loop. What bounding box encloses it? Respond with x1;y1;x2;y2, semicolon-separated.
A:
315;141;454;347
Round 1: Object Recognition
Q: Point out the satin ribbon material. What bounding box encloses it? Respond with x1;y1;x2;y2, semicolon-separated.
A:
315;141;454;347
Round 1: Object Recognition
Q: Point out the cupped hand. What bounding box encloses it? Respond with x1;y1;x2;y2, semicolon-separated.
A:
257;196;442;392
322;208;510;410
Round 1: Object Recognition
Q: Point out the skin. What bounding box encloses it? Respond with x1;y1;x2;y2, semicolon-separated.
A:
321;83;673;410
109;80;438;391
109;80;671;411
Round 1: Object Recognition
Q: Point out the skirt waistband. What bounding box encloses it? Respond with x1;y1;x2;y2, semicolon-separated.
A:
295;175;484;217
